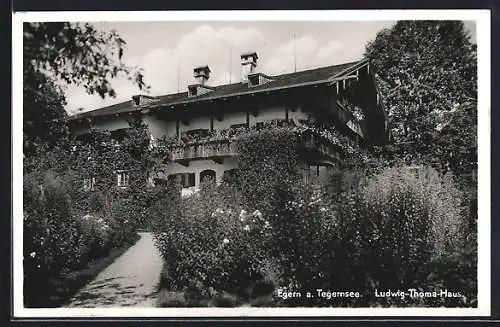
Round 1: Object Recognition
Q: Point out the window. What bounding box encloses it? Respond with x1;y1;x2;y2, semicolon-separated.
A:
248;74;260;87
168;173;195;188
188;85;198;97
200;169;216;183
117;171;130;188
83;177;95;191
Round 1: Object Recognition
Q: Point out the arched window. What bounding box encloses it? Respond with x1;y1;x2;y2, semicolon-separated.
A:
200;169;216;183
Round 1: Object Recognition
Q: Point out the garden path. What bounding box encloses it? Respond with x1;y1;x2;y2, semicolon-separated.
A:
67;232;163;307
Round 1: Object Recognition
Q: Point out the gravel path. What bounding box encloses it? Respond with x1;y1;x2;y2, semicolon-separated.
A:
67;232;163;307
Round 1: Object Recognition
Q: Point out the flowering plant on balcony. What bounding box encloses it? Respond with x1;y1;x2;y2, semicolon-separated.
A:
158;117;363;163
293;119;358;155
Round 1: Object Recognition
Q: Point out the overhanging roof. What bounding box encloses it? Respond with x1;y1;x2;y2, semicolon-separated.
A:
69;59;368;120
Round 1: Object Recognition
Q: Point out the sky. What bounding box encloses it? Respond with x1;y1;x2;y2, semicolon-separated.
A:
64;21;476;115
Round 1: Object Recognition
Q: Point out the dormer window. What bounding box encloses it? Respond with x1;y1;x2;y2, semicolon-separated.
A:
248;74;260;87
187;84;215;97
247;72;274;87
188;85;198;97
132;95;160;106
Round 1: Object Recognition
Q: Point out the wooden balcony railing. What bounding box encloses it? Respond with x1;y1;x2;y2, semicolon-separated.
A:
169;133;341;163
301;133;342;161
170;139;239;162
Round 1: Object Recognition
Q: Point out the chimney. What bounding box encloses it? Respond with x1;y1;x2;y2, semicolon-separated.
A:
240;51;258;82
193;65;211;85
188;65;215;97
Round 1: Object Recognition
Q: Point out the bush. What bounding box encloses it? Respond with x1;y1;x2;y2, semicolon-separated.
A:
152;141;475;307
327;166;474;306
103;197;141;247
236;128;301;214
23;137;146;306
23;171;82;306
154;179;277;303
266;183;336;299
75;214;111;263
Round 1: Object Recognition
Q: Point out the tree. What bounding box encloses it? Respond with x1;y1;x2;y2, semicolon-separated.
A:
364;21;477;176
23;22;149;154
23;69;69;155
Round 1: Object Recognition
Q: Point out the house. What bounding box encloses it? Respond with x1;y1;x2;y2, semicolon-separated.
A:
68;51;388;191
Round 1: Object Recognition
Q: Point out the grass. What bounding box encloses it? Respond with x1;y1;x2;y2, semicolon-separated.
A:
25;233;141;308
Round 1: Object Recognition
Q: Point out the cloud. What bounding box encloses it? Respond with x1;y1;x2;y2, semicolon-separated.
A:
263;36;360;76
263;35;319;75
211;72;239;86
65;24;264;113
64;24;368;114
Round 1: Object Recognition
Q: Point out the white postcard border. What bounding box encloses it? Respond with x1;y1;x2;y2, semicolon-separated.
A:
12;9;491;318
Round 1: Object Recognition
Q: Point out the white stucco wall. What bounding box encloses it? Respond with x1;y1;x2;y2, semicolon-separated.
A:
249;106;285;126
179;116;211;134
213;111;247;130
142;115;177;139
141;105;310;138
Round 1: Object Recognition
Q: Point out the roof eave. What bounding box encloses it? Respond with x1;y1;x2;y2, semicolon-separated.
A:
148;79;332;111
327;59;370;85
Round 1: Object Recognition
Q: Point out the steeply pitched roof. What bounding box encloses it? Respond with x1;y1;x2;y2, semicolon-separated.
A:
69;59;366;120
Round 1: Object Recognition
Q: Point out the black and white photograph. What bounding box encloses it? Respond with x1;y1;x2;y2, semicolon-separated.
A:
12;10;490;317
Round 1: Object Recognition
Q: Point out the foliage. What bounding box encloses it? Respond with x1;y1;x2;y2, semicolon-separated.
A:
23;71;69;156
75;214;111;263
266;183;337;305
327;166;474;306
153;164;475;307
23;22;149;155
235;128;302;214
153;179;277;303
24;22;148;98
365;21;477;176
23;124;155;307
24;171;81;275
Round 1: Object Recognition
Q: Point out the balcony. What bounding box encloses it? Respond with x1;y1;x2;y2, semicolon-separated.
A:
168;131;341;166
169;139;238;166
300;132;342;162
